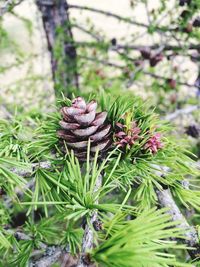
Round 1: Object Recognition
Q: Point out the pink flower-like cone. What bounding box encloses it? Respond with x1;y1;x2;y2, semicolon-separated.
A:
144;133;163;154
114;122;141;149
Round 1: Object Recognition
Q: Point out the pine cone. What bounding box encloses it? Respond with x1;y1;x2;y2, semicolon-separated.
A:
149;53;163;67
57;97;112;161
140;48;152;59
193;17;200;27
185;125;200;138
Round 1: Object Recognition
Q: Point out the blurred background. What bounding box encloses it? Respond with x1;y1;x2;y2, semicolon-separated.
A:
0;0;199;146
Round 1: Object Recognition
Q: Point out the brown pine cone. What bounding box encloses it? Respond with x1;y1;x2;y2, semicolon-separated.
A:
57;97;112;161
149;53;163;67
193;17;200;27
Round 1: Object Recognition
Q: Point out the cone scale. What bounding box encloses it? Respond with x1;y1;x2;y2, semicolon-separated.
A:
57;97;112;161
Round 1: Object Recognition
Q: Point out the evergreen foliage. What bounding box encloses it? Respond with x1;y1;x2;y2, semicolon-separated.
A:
0;0;200;266
0;94;199;266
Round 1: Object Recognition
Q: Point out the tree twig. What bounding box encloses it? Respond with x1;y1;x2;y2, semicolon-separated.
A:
156;187;200;259
32;246;66;267
72;24;102;42
79;55;197;88
143;71;196;88
113;43;200;52
163;105;199;121
73;40;200;53
77;174;102;267
10;161;52;177
68;4;149;29
5;229;68;267
0;0;23;16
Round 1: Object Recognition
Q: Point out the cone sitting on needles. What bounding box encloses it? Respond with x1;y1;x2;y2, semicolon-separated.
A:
57;97;112;161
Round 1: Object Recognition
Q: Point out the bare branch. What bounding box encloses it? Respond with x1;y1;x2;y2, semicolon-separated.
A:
68;4;149;29
0;105;13;119
68;4;184;36
72;24;102;42
163;105;199;121
0;0;23;16
79;55;124;69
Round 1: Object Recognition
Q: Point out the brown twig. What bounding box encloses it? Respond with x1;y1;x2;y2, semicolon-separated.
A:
77;174;102;267
153;166;200;260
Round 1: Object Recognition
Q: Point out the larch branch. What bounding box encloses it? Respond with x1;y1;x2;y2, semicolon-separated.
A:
77;174;102;267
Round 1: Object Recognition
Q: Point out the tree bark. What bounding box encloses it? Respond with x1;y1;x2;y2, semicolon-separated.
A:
36;0;79;98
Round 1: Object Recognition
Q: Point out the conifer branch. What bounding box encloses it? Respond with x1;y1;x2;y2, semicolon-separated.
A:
5;229;69;267
31;246;65;267
75;40;200;53
142;71;196;88
10;161;52;177
115;43;200;51
78;55;196;88
77;174;102;267
156;188;200;260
